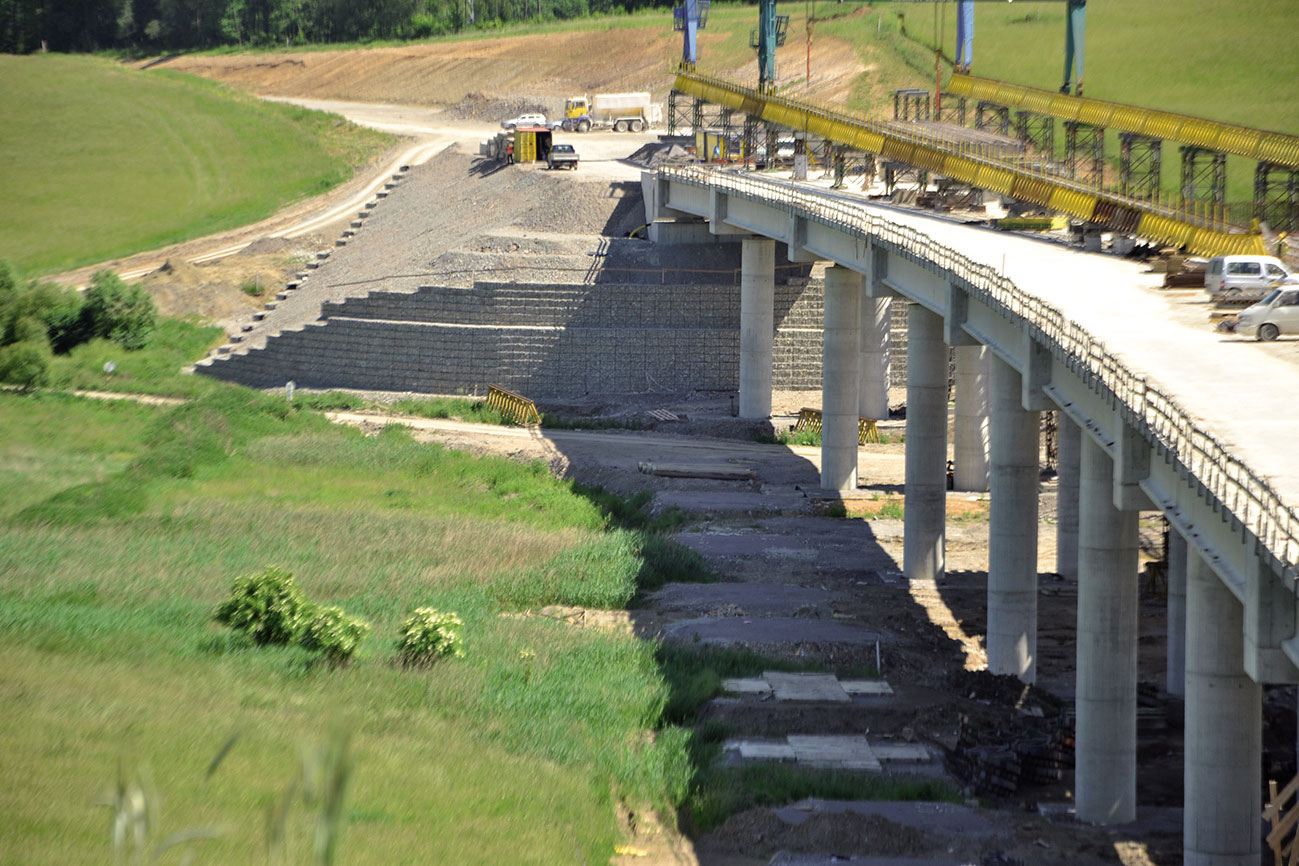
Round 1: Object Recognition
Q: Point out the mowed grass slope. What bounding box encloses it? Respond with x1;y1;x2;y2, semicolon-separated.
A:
0;55;391;275
0;390;705;865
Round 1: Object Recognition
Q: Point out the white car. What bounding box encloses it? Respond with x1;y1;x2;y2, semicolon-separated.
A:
501;113;547;130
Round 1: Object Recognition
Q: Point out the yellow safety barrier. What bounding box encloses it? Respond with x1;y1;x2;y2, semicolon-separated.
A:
792;408;881;445
948;73;1299;170
486;384;542;426
673;69;1267;258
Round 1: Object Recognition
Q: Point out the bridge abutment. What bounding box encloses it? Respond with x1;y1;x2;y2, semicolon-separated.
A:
987;356;1040;683
904;303;947;582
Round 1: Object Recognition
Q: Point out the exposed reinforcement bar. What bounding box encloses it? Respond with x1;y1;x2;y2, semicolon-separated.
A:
673;69;1266;258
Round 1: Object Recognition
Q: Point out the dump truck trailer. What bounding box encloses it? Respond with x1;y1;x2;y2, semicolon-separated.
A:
562;93;662;132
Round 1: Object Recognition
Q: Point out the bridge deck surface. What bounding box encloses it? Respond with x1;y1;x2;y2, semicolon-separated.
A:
772;177;1299;511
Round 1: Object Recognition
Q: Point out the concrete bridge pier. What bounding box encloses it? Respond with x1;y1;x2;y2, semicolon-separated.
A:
822;265;862;491
1075;434;1139;825
987;356;1040;682
1184;545;1261;865
739;237;775;419
904;303;947;582
859;295;892;422
953;345;991;492
1166;531;1187;697
1056;416;1081;580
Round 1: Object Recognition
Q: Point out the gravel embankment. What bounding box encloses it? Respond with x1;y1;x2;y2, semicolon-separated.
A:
226;148;648;353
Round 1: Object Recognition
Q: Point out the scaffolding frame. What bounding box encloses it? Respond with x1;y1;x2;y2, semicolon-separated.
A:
937;94;967;126
1118;132;1162;200
1254;162;1299;233
743;115;757;169
1014;111;1055;159
975;101;1010;136
894;88;931;122
1064;121;1106;188
668;90;681;135
1180;145;1227;213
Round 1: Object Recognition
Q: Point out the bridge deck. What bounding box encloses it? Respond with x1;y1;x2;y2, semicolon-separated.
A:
778;176;1299;511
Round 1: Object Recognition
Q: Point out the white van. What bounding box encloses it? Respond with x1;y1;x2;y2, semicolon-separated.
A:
1236;286;1299;341
1204;255;1296;296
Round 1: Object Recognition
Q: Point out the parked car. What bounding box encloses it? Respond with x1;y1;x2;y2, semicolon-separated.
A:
1236;286;1299;341
501;113;547;130
546;143;579;170
1204;254;1296;297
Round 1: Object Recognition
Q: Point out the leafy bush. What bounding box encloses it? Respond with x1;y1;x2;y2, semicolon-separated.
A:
0;338;52;390
213;566;311;646
299;605;370;663
82;270;157;350
396;607;465;666
0;259;87;352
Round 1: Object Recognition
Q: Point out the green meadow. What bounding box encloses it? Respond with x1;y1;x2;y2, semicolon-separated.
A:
0;55;392;275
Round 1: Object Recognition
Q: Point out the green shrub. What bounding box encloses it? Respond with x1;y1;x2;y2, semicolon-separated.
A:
0;338;52;390
299;605;370;663
213;566;311;646
396;607;465;666
82;270;157;350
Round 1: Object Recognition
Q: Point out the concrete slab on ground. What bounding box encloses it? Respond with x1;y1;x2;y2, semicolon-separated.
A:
721;677;772;695
768;854;972;866
654;490;810;514
771;799;996;837
662;616;881;646
647;582;839;616
869;743;932;763
842;680;894;696
737;741;797;761
787;734;882;771
638;460;756;480
764;671;852;702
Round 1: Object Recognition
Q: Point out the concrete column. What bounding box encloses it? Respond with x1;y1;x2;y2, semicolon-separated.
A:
1056;415;1081;580
739;237;775;419
1075;435;1139;825
822;266;862;491
987;357;1040;683
1166;531;1187;697
859;296;892;421
1184;547;1261;866
953;346;991;492
903;303;946;582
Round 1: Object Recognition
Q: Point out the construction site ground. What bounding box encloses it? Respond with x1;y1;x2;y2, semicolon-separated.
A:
74;48;1299;865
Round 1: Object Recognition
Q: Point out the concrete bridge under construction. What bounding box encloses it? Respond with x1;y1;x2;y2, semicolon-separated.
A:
644;164;1299;865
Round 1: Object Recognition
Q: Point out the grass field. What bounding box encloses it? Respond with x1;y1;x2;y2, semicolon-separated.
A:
0;385;951;863
0;388;678;864
0;55;392;276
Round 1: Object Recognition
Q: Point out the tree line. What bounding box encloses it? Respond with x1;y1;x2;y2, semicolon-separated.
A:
0;0;682;53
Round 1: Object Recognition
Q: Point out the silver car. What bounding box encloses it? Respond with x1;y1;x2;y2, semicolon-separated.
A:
1237;287;1299;341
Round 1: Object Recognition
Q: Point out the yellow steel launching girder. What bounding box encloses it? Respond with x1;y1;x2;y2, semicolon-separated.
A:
947;73;1299;170
674;69;1266;258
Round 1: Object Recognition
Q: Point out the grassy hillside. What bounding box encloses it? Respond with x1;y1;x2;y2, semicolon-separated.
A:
0;55;392;275
0;389;695;864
